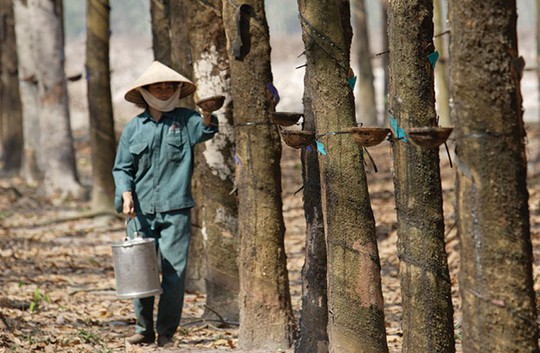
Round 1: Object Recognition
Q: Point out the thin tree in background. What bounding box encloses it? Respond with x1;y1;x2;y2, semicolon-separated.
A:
352;0;378;126
294;7;328;350
186;0;239;322
298;0;388;351
222;0;296;349
13;0;41;184
86;0;116;211
28;0;83;198
388;0;455;352
434;0;450;126
169;0;207;293
537;0;540;121
449;0;539;352
150;0;171;66
0;0;23;175
381;0;390;127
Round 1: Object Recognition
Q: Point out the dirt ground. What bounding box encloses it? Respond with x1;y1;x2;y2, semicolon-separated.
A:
1;123;539;353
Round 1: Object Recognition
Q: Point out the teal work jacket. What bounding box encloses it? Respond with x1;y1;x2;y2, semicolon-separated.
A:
112;108;219;214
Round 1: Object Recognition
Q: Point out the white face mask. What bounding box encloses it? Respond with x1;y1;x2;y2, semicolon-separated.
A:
138;85;182;112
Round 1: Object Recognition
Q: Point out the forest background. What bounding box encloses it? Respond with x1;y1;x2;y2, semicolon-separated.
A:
1;0;540;352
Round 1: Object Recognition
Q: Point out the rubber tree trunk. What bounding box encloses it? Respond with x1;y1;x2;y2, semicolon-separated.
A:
298;1;388;352
352;0;378;126
150;0;171;66
433;0;450;127
29;0;83;198
0;0;23;175
169;1;194;97
388;1;455;352
294;30;329;353
222;1;296;349
13;0;41;184
449;1;539;352
169;0;206;293
86;0;116;211
187;0;239;322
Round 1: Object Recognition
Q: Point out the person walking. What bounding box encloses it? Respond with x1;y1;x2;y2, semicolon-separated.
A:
112;61;219;348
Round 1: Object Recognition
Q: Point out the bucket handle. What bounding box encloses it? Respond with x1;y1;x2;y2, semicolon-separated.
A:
125;216;143;241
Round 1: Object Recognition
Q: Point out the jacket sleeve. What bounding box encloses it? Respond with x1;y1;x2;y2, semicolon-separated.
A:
112;128;134;213
185;110;219;146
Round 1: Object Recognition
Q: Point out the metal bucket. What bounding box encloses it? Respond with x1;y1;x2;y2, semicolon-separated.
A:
111;232;162;299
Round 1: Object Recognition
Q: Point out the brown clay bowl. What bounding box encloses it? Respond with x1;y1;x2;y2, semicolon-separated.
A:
406;127;453;148
271;112;303;127
281;130;316;149
196;95;225;112
349;127;390;147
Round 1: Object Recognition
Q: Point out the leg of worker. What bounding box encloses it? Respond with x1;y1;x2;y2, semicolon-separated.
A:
155;209;191;338
132;297;155;335
127;215;158;337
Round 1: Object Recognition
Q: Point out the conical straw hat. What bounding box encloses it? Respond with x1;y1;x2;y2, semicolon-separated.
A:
124;61;196;105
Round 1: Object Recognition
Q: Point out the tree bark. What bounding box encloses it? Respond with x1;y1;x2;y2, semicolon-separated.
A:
13;0;41;184
169;1;194;99
187;0;239;322
298;0;388;352
86;0;116;211
169;0;206;293
433;0;450;127
294;23;328;353
449;1;539;352
150;0;171;66
352;0;378;126
222;1;295;349
0;0;24;175
388;1;455;352
29;0;83;198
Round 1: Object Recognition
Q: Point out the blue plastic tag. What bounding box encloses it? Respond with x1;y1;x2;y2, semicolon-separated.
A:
428;51;439;68
266;82;280;106
390;116;407;142
348;76;357;89
316;140;327;155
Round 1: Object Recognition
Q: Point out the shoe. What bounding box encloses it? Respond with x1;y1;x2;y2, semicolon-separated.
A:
157;335;174;348
126;333;155;345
